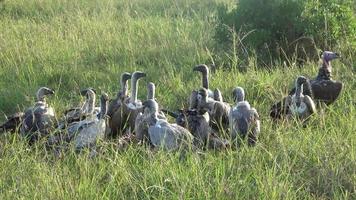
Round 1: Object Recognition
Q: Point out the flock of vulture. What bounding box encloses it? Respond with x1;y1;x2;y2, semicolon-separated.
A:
0;51;343;154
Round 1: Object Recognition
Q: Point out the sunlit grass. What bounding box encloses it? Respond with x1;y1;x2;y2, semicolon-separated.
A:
0;0;355;199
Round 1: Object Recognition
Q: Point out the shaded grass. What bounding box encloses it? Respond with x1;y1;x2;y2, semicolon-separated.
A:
0;0;355;199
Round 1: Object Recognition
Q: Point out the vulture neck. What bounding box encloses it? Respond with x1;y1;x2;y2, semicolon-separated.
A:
201;72;209;90
130;77;139;104
295;83;303;106
316;58;332;81
99;98;108;119
147;86;155;100
120;79;129;97
86;95;96;114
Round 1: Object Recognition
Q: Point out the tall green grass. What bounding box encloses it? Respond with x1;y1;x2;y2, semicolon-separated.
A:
0;0;355;199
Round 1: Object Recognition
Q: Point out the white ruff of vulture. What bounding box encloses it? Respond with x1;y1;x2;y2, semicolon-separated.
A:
20;87;57;144
108;72;132;137
229;87;260;146
141;99;193;151
74;93;109;150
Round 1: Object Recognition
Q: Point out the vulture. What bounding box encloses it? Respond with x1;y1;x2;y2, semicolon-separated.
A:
135;82;166;143
55;88;98;143
229;87;260;146
307;51;343;104
189;64;224;109
47;88;101;147
74;93;109;150
162;108;230;150
213;88;224;102
197;88;230;133
57;88;98;129
270;51;342;119
47;88;99;148
142;99;193;151
108;72;132;137
193;64;214;98
125;71;146;134
284;76;316;120
20;87;57;144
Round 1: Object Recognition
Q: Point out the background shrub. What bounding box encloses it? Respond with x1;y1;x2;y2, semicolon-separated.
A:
216;0;356;67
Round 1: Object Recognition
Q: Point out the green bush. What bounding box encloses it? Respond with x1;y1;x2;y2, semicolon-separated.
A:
216;0;356;66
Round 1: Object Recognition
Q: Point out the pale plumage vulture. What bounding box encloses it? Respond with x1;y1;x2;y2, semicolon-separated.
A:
20;87;57;144
229;87;260;146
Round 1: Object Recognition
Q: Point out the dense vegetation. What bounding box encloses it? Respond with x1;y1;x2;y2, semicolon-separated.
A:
0;0;355;199
216;0;356;66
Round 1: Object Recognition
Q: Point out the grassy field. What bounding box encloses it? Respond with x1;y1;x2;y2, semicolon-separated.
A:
0;0;355;199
